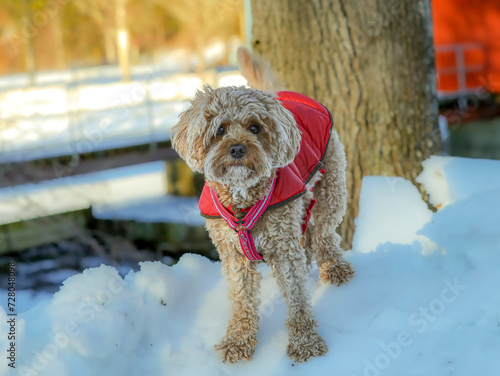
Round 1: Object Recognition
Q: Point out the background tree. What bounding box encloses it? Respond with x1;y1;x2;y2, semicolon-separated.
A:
115;0;130;81
73;0;131;80
21;0;35;84
0;0;240;76
48;3;65;69
251;0;440;248
0;0;37;84
152;0;242;73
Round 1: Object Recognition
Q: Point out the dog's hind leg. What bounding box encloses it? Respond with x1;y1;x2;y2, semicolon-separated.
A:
310;130;354;285
206;220;261;363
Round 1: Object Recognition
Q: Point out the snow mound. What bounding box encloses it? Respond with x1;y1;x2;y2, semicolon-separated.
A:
2;156;500;376
419;187;500;269
417;155;500;208
352;176;434;254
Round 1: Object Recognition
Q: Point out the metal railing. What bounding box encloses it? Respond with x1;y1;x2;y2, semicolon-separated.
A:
435;43;486;99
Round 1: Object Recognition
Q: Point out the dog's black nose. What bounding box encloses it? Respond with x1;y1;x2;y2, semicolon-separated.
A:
229;144;246;159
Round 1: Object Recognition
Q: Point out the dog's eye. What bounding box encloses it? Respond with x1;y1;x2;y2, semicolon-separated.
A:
216;125;226;137
249;124;260;135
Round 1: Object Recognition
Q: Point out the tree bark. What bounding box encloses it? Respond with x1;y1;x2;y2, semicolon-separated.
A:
103;28;117;64
115;0;131;81
50;10;65;69
22;0;36;86
252;0;439;249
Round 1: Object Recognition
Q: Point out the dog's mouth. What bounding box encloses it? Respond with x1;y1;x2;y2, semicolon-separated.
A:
221;162;254;175
224;156;254;169
229;161;248;168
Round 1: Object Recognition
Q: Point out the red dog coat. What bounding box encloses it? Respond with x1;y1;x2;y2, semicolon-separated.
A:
199;90;333;237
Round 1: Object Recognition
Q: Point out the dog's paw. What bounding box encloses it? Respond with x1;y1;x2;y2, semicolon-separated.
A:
319;259;355;286
215;334;257;363
287;332;328;363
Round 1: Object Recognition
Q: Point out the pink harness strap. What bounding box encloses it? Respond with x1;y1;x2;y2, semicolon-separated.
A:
208;176;277;261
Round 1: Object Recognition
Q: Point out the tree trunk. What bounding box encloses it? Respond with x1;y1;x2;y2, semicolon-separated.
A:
115;0;131;81
104;28;117;64
50;11;65;69
251;0;439;249
22;0;36;86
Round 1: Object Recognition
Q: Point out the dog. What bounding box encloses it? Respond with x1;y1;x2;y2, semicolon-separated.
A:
171;47;354;363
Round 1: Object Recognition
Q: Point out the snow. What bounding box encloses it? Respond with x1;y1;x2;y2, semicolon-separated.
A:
0;67;245;164
0;100;188;164
0;55;187;92
0;46;238;93
351;176;434;254
1;155;500;376
0;159;206;227
0;162;166;225
93;195;204;227
417;155;500;208
0;291;52;315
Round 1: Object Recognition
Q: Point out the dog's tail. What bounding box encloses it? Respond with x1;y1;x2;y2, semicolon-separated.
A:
237;47;282;92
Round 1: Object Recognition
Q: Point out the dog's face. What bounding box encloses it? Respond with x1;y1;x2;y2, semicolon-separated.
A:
171;86;301;188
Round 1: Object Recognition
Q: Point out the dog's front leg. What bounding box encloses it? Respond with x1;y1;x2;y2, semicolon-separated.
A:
216;241;261;363
261;208;328;363
267;247;328;363
207;220;261;363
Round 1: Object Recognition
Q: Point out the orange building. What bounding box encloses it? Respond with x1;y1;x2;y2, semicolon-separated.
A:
432;0;500;98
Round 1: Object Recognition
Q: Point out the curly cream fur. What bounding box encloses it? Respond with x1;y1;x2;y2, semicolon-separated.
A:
170;47;354;363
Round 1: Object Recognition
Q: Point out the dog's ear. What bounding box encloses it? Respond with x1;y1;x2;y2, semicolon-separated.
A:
267;100;302;168
171;86;214;173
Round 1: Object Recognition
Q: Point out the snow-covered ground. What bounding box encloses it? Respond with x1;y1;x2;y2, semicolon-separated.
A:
0;100;188;164
0;59;187;92
1;155;500;376
0;159;205;227
0;44;239;92
93;195;204;227
0;161;167;225
0;68;245;163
